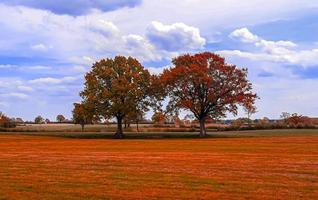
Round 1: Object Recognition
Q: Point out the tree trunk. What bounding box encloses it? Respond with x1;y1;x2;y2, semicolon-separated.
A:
136;120;139;132
114;116;124;139
247;112;252;127
199;118;207;137
81;124;85;132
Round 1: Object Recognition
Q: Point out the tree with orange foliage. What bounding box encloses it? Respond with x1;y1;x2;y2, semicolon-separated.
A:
72;102;95;132
80;56;152;138
160;52;257;137
151;112;166;126
0;112;16;128
286;113;312;126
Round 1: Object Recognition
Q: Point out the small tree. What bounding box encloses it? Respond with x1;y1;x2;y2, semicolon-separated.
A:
80;56;152;138
125;108;145;131
151;112;166;126
56;115;66;123
244;103;257;126
160;52;257;137
15;118;24;125
280;112;291;123
34;115;44;124
0;112;16;128
72;103;95;132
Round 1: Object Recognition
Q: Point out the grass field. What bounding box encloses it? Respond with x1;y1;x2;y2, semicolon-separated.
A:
0;130;317;199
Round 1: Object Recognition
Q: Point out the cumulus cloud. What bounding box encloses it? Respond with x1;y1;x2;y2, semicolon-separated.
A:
230;28;259;43
146;21;206;51
0;5;166;64
219;28;318;67
29;76;79;85
123;34;163;61
2;92;28;100
0;0;142;15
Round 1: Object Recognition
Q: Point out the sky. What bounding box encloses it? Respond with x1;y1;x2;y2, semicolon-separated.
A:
0;0;318;121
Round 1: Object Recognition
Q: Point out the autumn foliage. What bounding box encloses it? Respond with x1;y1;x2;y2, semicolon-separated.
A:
151;112;166;126
286;113;313;126
79;56;152;138
72;103;95;131
77;52;257;138
0;112;16;128
160;52;257;136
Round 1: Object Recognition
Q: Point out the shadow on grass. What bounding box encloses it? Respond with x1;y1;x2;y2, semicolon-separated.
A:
1;129;318;140
0;131;242;140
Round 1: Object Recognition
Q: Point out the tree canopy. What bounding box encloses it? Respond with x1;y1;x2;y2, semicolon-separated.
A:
56;114;66;123
80;56;152;138
160;52;257;137
72;102;95;131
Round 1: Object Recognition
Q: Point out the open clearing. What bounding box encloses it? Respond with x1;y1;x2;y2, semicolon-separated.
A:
0;130;317;199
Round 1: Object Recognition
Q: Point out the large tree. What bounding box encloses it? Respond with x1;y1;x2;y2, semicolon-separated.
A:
160;52;257;137
80;56;151;138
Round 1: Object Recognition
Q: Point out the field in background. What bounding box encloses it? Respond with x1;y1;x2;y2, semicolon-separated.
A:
4;123;205;133
0;130;317;199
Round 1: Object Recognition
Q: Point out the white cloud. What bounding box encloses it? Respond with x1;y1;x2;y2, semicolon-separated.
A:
146;65;170;75
72;66;88;73
123;34;163;61
230;28;259;43
29;76;79;85
146;21;206;51
3;92;28;99
0;5;172;63
30;43;51;51
27;65;52;70
0;64;15;69
17;85;33;92
220;28;318;67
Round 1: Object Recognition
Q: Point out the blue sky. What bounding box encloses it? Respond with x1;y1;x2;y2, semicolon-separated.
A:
0;0;318;121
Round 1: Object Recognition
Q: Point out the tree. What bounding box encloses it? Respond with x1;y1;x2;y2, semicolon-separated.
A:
123;107;145;131
15;118;24;124
286;113;312;126
80;56;152;138
160;52;257;137
72;102;95;132
56;114;66;123
34;115;44;124
244;103;257;126
280;112;291;123
0;112;16;128
151;112;166;126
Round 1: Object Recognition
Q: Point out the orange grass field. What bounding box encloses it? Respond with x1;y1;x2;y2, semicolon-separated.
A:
0;130;317;199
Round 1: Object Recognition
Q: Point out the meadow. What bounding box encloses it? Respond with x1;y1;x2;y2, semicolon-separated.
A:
0;129;317;199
